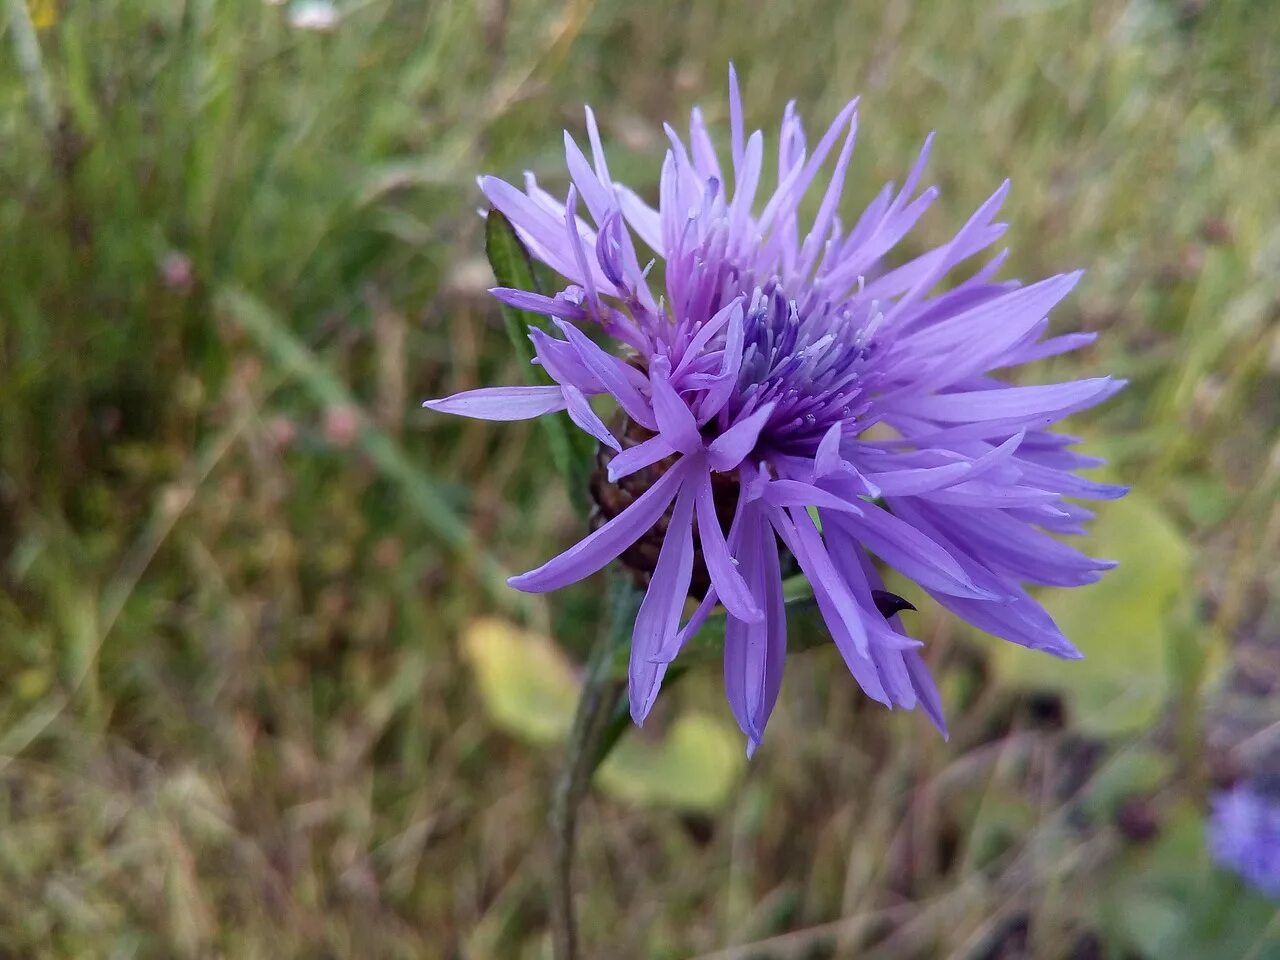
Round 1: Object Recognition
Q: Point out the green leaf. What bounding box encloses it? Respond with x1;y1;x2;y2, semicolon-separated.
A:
462;615;745;810
597;713;745;812
992;491;1192;736
1117;893;1188;959
1080;746;1175;819
462;617;579;745
483;211;541;371
484;211;594;511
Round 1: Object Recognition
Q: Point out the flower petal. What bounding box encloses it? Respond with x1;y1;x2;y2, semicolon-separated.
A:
490;287;588;321
884;377;1124;424
555;321;658;430
828;504;1000;601
423;385;566;420
650;360;702;454
707;402;775;472
509;459;687;593
905;652;948;738
529;328;605;394
630;475;697;723
723;515;764;742
753;515;788;743
607;434;677;483
762;478;864;515
772;506;870;659
562;383;619;451
694;471;762;624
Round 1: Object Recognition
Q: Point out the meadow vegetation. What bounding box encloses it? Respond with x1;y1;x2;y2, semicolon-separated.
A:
1;0;1278;956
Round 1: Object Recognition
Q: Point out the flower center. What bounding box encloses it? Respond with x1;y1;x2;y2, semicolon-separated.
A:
713;280;882;456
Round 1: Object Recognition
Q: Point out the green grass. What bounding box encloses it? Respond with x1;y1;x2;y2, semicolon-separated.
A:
1;0;1278;956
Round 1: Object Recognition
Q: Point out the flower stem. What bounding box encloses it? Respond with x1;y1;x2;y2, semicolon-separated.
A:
549;575;640;960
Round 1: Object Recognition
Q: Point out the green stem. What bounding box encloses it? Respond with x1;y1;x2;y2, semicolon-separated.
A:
549;575;640;960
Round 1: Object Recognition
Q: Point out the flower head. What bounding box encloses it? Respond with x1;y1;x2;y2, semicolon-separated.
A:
1210;783;1280;898
427;68;1126;752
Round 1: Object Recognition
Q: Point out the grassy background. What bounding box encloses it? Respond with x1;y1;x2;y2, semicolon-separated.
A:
1;0;1279;956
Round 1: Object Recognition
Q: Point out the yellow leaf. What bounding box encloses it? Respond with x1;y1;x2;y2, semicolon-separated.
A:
460;617;578;745
598;713;745;812
14;667;51;701
28;0;58;29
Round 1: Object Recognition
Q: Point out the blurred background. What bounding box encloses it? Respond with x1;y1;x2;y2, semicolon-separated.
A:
1;0;1279;956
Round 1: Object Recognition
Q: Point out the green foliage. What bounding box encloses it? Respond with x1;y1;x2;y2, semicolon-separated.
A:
1100;804;1280;959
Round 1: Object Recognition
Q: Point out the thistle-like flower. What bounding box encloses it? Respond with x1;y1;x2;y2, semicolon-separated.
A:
1210;783;1280;898
427;69;1125;752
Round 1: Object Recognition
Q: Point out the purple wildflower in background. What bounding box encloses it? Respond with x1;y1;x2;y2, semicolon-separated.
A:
427;68;1125;752
1210;783;1280;898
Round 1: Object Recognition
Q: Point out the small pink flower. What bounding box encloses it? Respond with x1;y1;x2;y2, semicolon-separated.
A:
323;405;361;448
160;251;194;293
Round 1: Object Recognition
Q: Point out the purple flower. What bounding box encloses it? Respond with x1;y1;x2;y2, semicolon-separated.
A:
427;68;1125;752
1210;784;1280;898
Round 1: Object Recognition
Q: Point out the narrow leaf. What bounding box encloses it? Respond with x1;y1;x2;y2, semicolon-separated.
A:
485;210;595;512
